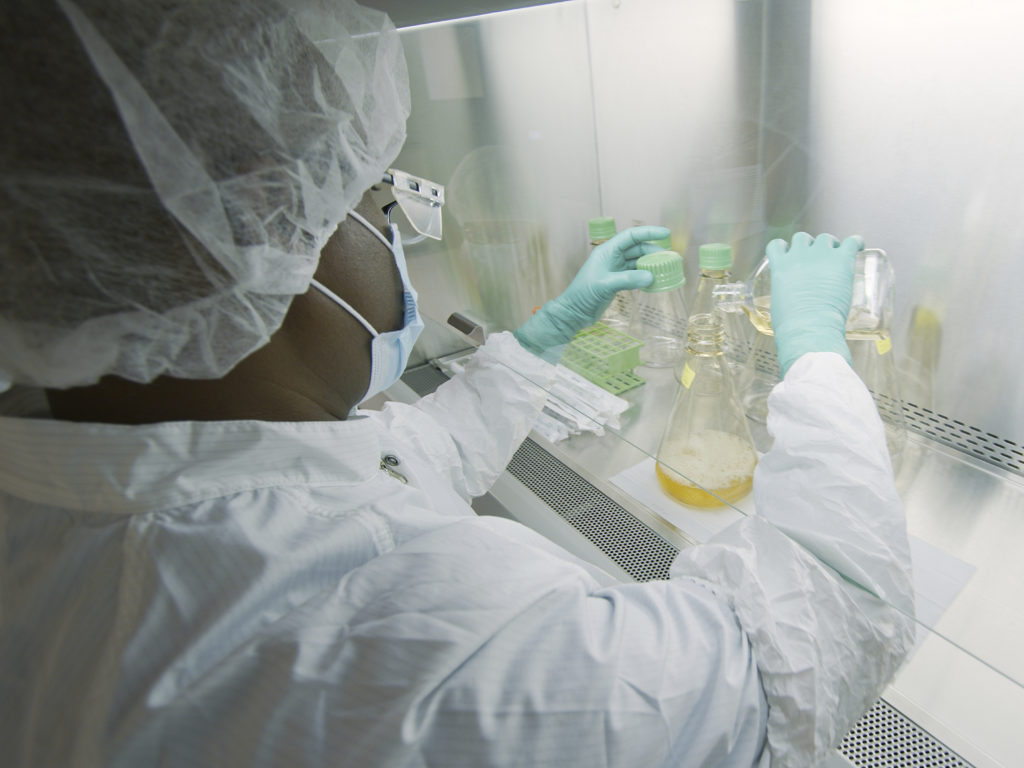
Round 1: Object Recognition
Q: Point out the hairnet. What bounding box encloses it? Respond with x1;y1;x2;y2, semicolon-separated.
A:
0;0;410;389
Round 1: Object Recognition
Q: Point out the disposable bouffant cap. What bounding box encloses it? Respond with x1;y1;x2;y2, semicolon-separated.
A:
699;242;733;270
636;251;685;292
0;0;410;390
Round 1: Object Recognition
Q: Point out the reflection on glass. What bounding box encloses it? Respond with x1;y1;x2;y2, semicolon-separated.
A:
898;304;942;412
447;146;552;333
735;316;780;428
849;336;908;471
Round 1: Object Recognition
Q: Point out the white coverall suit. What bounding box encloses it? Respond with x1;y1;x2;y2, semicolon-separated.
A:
0;332;914;767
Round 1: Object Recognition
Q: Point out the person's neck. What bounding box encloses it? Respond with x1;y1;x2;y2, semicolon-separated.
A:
45;356;354;425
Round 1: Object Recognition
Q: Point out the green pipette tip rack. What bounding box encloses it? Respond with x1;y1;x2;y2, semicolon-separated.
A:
562;323;645;394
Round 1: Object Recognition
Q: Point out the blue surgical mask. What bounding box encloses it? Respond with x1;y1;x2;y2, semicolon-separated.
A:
310;210;424;404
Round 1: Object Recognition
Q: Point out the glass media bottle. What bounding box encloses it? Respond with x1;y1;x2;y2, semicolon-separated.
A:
629;250;688;367
655;314;758;508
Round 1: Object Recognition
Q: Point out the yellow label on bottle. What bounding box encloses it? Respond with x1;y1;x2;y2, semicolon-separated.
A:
875;336;892;355
680;364;696;388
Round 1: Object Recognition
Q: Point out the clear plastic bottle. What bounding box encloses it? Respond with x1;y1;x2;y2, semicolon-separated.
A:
689;242;751;369
655;314;758;507
629;250;688;367
589;217;633;330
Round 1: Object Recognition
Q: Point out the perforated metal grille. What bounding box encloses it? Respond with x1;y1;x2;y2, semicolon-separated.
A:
633;303;688;338
839;699;974;767
903;401;1024;475
401;363;451;396
749;341;781;377
747;346;1024;477
507;438;678;582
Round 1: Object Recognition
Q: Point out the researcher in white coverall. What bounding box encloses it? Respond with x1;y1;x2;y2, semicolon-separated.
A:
0;1;914;767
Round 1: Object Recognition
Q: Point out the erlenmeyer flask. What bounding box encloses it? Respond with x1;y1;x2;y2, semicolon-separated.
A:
714;248;894;341
629;250;689;368
655;314;758;508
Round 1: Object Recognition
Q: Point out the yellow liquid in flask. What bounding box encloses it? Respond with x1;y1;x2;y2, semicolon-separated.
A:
655;429;756;508
745;296;888;341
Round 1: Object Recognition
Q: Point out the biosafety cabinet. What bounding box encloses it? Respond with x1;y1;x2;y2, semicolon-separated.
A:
365;1;1024;765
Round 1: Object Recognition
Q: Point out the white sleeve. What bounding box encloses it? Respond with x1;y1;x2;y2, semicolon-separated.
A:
102;514;770;768
375;331;556;499
669;352;915;768
326;515;768;768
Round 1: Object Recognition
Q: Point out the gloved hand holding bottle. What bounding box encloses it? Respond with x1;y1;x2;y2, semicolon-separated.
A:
514;225;670;356
767;231;864;377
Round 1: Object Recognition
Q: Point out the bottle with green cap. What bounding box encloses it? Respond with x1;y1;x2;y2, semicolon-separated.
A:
588;217;633;330
588;216;617;247
628;250;689;367
689;242;750;369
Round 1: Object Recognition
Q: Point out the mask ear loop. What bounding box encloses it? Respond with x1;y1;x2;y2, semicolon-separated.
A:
310;206;408;336
348;208;395;250
308;278;380;338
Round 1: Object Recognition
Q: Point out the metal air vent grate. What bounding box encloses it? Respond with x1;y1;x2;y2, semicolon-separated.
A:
750;342;781;377
903;401;1024;475
632;304;688;338
839;699;974;767
507;438;678;582
401;363;451;396
747;346;1024;477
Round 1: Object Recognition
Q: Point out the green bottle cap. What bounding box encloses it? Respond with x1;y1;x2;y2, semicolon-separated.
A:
636;250;685;292
588;217;617;242
698;242;732;270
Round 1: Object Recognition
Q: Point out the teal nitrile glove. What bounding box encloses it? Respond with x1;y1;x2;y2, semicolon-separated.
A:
514;225;669;356
768;231;863;377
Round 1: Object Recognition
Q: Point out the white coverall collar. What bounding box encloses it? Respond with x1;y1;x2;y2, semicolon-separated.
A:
0;415;381;514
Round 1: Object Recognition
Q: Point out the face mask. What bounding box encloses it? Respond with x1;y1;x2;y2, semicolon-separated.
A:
310;210;424;404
